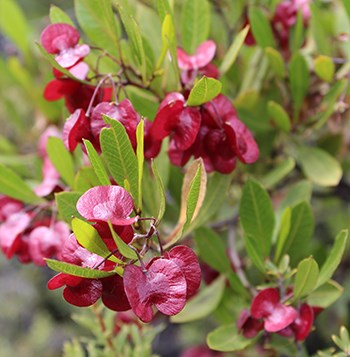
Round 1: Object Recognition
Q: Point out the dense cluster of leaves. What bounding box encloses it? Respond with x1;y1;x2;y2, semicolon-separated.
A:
1;0;350;356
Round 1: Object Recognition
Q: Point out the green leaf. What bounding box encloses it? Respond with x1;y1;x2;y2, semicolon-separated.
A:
114;0;147;81
107;221;137;260
190;173;232;230
171;276;226;323
279;201;314;266
296;145;342;187
279;180;312;211
181;0;211;54
248;7;276;49
294;257;319;300
317;230;348;288
74;167;101;192
207;324;254;352
289;53;309;120
307;280;343;308
0;163;43;204
100;117;138;200
275;207;292;263
0;0;31;62
314;55;335;83
267;101;291;132
151;160;166;224
220;25;250;75
195;227;247;295
75;0;120;58
46;259;116;278
47;137;75;187
55;191;82;223
50;5;74;25
289;10;305;53
136;120;144;209
240;179;275;258
344;0;350;21
164;159;207;248
265;47;285;78
72;218;121;263
83;139;111;186
187;76;222;106
260;158;295;189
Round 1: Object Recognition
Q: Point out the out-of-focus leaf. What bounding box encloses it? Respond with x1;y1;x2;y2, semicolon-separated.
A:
294;257;319;300
72;218;121;263
240;179;275;258
260;158;295;189
220;25;249;76
75;0;120;58
0;0;31;62
248;7;276;48
275;207;292;263
83;140;111;186
289;10;305;53
156;0;173;22
0;164;43;204
55;191;82;223
265;47;285;78
307;280;343;308
50;5;74;25
171;276;226;323
314;55;335;83
165;159;207;247
136;120;144;209
317;230;348;288
187;76;222;106
151;160;166;224
207;324;254;352
46;259;116;278
289;53;309;120
279;180;312;211
344;0;350;20
47;137;75;187
74;167;101;193
100;116;138;201
181;0;211;54
267;101;291;132
296;145;342;187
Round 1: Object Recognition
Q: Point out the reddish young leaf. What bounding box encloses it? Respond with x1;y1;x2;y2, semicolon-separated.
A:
76;186;137;226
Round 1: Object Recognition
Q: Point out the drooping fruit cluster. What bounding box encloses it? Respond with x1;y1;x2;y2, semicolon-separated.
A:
48;185;201;322
0;127;70;265
237;287;316;341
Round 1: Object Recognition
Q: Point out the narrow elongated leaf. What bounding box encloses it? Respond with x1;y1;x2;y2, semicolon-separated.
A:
187;76;222;106
240;179;275;258
83;139;111;186
248;7;276;48
207;324;254;352
171;276;226;323
220;25;250;75
151;160;166;224
289;53;309;119
74;167;101;193
275;207;292;263
75;0;120;58
136;120;144;209
344;0;350;20
107;221;137;260
115;0;147;81
181;0;211;54
0;163;43;204
164;159;207;247
314;55;335;83
317;230;348;288
72;218;121;263
47;137;75;187
307;280;343;308
260;158;295;189
294;257;319;300
296;145;342;187
100;116;138;200
46;259;116;278
265;47;285;78
55;191;83;223
267;101;291;132
289;11;305;52
50;5;74;25
157;0;173;22
279;201;314;265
